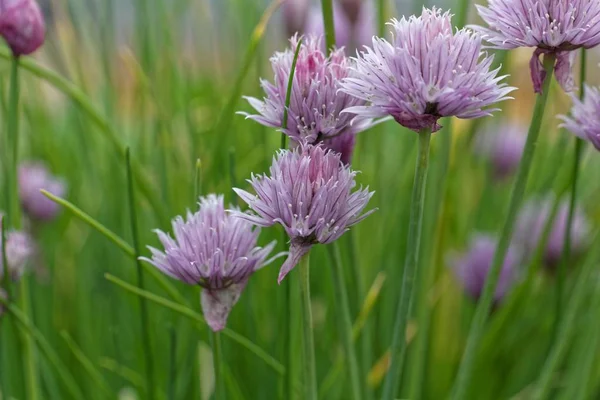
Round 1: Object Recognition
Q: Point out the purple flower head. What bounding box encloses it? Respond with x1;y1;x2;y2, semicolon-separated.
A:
474;0;600;93
241;34;370;145
0;217;34;282
561;85;600;151
19;162;66;222
340;8;514;133
450;234;518;302
0;0;45;56
282;0;310;38
516;198;590;268
140;194;277;331
476;124;525;180
233;144;375;283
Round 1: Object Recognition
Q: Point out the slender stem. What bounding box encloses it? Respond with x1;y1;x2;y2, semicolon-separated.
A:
194;158;202;202
553;49;586;344
281;37;303;150
328;243;363;400
125;149;155;400
454;0;471;29
210;330;225;400
299;254;317;400
377;0;386;37
320;0;336;53
168;326;177;400
381;128;432;400
451;53;556;400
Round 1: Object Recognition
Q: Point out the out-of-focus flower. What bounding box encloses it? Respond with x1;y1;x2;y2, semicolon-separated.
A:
474;0;600;93
241;35;370;146
0;0;45;56
0;288;7;317
516;198;590;268
140;195;277;332
450;234;518;302
476;124;525;180
19;162;66;222
340;8;514;133
561;85;600;151
305;0;375;52
282;0;310;38
233;144;375;283
0;217;34;282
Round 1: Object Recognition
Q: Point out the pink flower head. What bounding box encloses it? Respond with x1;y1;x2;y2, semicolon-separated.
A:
450;234;518;302
233;144;375;283
474;0;600;93
340;8;514;133
140;194;277;331
476;123;526;180
0;216;34;282
19;162;66;222
241;35;371;145
0;0;45;56
561;85;600;151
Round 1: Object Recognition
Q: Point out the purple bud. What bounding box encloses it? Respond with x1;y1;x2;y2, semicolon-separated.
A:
450;235;518;302
19;162;66;222
0;0;45;56
282;0;309;38
140;194;277;331
0;218;35;282
561;85;600;151
476;124;525;180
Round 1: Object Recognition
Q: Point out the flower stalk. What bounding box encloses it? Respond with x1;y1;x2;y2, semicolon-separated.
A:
299;254;317;400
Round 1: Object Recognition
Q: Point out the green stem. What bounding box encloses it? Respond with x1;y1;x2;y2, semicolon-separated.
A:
451;53;556;400
553;49;587;346
328;243;363;400
377;0;386;37
454;0;471;29
381;128;433;400
321;0;336;53
126;149;155;400
210;330;225;400
299;254;317;400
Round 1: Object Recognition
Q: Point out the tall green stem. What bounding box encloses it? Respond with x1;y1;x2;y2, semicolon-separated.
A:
125;149;155;400
210;330;225;400
377;0;386;37
299;254;317;400
321;0;336;52
328;243;363;400
553;49;586;344
451;53;556;400
381;128;432;400
6;56;40;400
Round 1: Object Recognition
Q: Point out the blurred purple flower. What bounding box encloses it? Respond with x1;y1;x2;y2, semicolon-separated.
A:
140;194;277;332
340;8;514;133
476;124;525;180
0;217;34;282
282;0;310;38
516;198;590;268
450;235;518;302
0;0;45;56
19;162;66;222
233;144;375;283
561;85;600;151
473;0;600;93
241;35;371;145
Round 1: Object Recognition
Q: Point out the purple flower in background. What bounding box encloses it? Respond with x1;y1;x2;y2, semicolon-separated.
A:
340;8;514;133
140;195;277;331
476;124;525;180
516;198;590;268
561;85;600;151
450;235;518;302
282;0;310;38
233;144;375;283
0;217;34;282
241;35;370;145
0;0;45;56
474;0;600;93
19;163;66;222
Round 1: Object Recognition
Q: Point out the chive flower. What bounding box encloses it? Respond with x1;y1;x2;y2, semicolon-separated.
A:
19;162;66;222
450;235;518;302
474;0;600;93
561;85;600;151
0;0;45;56
476;124;525;180
340;7;514;133
0;218;34;282
233;144;375;283
140;195;277;332
241;34;370;145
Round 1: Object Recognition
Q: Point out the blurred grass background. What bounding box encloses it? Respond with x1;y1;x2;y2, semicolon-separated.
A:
1;0;600;399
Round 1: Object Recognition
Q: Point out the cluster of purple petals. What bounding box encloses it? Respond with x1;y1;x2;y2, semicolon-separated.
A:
0;0;45;56
19;162;66;222
0;216;35;283
562;85;600;151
